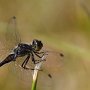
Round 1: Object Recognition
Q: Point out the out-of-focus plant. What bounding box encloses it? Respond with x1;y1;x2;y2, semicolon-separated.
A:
80;1;90;18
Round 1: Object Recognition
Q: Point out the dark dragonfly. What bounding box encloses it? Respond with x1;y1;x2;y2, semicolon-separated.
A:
0;16;48;70
0;16;64;81
0;39;46;69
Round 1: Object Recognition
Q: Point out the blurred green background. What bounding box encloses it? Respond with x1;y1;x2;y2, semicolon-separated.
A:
0;0;90;90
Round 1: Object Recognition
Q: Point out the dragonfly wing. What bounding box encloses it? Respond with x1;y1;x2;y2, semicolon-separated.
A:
5;16;21;50
9;55;54;90
30;50;64;90
0;16;21;65
7;47;64;90
42;51;64;77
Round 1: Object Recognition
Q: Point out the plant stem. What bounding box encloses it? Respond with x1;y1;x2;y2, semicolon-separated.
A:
31;53;48;90
31;75;38;90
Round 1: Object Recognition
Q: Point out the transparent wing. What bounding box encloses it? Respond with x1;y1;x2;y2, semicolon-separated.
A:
5;16;21;50
42;50;64;77
0;16;21;60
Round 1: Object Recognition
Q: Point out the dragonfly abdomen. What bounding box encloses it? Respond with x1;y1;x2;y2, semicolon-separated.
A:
0;54;15;67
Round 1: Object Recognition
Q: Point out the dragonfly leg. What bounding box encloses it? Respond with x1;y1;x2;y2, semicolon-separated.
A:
31;53;36;64
31;53;46;64
34;53;43;58
0;54;16;67
21;54;30;70
34;51;46;54
34;51;46;58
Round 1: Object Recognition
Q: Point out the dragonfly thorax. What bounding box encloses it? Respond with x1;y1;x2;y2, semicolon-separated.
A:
13;39;43;57
13;43;32;57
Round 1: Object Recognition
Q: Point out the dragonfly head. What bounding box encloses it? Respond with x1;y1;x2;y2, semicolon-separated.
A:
31;39;43;51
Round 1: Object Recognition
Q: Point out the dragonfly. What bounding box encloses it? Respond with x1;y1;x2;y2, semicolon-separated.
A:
0;16;64;88
0;16;48;68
